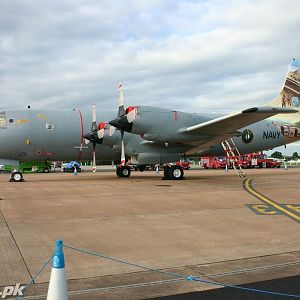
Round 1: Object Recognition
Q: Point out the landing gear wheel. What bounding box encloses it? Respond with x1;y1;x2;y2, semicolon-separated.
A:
163;165;184;180
116;166;131;178
169;166;184;180
9;171;24;182
138;165;146;172
164;166;170;178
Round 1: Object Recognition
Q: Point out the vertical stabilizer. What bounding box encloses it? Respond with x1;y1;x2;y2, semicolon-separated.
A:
266;59;300;126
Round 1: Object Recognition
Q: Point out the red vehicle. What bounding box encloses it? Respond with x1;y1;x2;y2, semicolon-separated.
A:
201;157;227;169
243;153;281;168
176;160;191;170
265;158;281;168
201;153;281;169
236;156;251;168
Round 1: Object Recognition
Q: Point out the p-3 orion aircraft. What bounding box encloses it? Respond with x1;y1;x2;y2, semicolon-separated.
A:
1;59;300;180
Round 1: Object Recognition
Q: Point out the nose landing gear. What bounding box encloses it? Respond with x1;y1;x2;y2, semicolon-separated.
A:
9;170;25;182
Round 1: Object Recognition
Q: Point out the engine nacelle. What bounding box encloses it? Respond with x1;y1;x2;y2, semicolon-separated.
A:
129;106;208;143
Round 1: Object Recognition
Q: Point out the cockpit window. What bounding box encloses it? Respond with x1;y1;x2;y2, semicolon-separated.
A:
0;112;6;127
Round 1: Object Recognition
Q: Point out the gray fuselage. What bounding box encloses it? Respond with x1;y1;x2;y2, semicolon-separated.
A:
0;107;293;164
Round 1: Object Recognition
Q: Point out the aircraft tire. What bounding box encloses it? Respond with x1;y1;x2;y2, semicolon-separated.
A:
168;166;184;180
138;165;146;172
117;166;131;178
163;166;170;178
10;171;24;182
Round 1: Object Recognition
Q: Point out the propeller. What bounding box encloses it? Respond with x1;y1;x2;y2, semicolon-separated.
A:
109;83;137;132
109;83;137;165
83;104;103;172
108;83;136;166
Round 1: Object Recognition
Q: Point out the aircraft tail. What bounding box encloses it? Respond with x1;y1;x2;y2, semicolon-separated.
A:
266;59;300;115
266;59;300;141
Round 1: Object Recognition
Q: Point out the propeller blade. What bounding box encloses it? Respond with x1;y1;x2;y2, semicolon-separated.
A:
118;83;124;108
92;143;96;172
118;82;126;117
91;103;97;131
109;125;116;136
120;130;126;165
126;107;137;123
97;129;104;139
97;122;106;139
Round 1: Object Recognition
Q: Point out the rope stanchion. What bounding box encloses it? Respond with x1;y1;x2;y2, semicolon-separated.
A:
15;242;63;300
47;240;68;300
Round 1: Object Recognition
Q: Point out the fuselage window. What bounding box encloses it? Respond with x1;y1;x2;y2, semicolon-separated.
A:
46;123;55;130
9;119;14;123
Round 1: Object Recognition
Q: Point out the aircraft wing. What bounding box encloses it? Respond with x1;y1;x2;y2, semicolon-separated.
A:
182;107;297;136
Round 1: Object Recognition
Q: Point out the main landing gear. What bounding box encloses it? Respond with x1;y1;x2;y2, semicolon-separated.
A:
163;165;184;180
115;164;184;180
116;165;131;178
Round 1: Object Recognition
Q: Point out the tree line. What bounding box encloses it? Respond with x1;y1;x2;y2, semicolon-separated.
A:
270;151;299;160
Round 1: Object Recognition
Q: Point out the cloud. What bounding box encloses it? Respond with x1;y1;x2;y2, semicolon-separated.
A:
0;0;300;115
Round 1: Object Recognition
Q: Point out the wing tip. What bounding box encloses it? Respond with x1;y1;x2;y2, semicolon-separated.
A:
242;107;258;113
242;106;298;114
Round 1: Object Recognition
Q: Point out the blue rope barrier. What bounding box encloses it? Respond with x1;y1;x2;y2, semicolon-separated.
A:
63;244;187;279
15;242;300;299
64;244;300;299
15;242;63;300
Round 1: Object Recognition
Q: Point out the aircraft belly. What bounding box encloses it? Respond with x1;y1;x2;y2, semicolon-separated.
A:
136;153;180;165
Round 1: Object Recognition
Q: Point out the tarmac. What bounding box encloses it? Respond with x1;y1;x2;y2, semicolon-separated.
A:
0;167;299;299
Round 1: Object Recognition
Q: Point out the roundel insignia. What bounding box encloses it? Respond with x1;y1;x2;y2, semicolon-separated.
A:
242;129;254;144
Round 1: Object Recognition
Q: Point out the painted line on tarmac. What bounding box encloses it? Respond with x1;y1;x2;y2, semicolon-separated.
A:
243;178;300;223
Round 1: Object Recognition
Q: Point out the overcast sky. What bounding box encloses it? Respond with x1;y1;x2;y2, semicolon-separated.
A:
1;0;300;153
